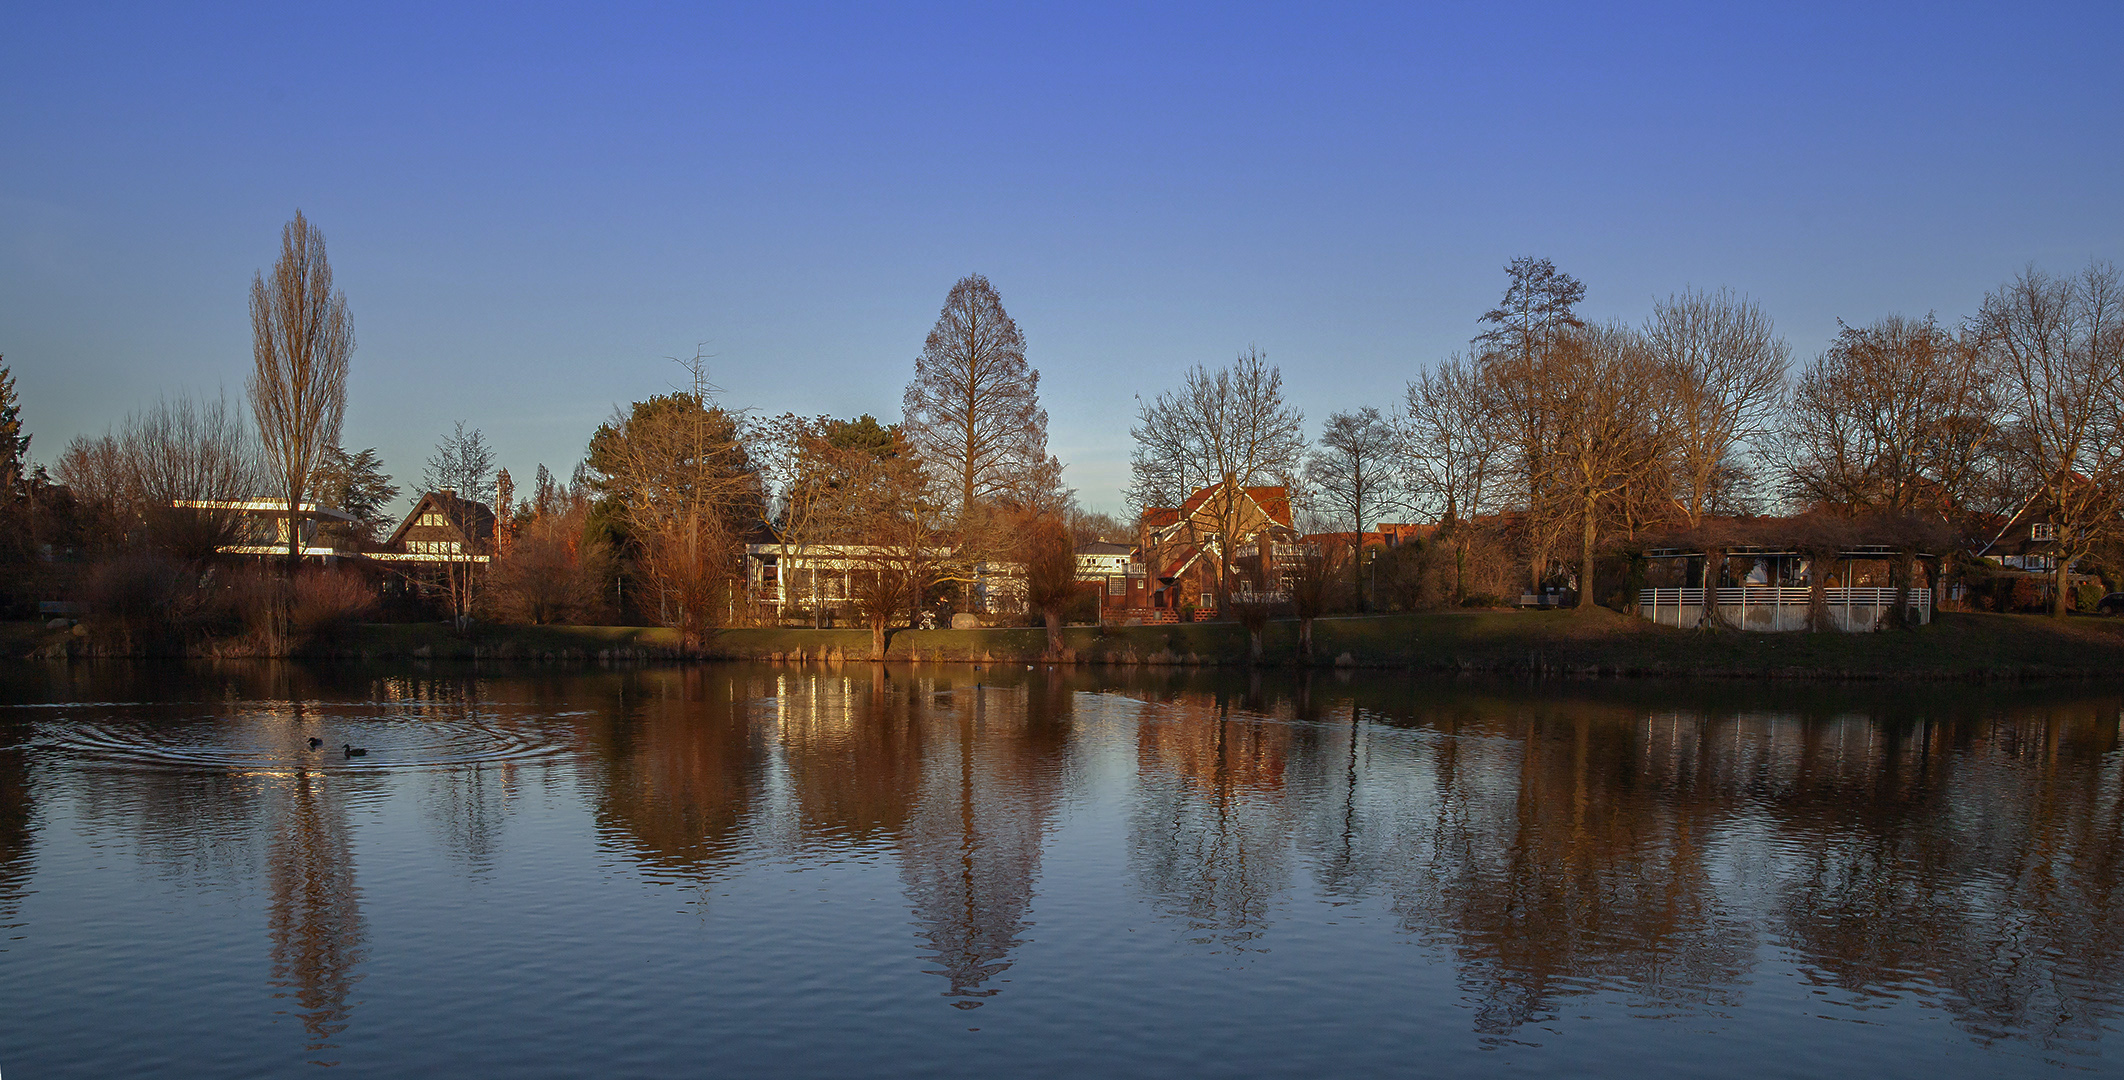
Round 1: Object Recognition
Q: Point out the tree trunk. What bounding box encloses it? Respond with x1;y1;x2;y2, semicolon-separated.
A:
1298;617;1314;665
1454;539;1467;605
1891;550;1916;629
870;618;887;661
1216;536;1233;619
2053;555;2072;617
1044;608;1061;658
1697;548;1724;629
1579;497;1598;609
1248;627;1264;665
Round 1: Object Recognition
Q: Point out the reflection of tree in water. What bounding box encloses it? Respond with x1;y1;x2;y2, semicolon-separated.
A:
421;763;516;869
0;736;32;944
578;668;768;878
1268;690;1756;1034
1763;706;2124;1056
266;766;366;1058
896;673;1067;1004
1406;706;1755;1037
1129;688;1294;952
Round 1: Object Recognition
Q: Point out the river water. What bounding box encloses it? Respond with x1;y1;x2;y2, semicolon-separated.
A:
0;662;2117;1077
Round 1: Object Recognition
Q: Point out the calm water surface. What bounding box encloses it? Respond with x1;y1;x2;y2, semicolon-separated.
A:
0;662;2119;1077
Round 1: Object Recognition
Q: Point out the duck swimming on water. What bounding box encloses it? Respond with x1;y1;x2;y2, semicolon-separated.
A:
307;737;323;749
343;744;367;758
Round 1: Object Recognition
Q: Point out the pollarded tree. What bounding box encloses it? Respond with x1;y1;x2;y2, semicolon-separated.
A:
248;210;353;566
1129;346;1307;617
1304;406;1398;610
1020;515;1077;657
903;274;1063;547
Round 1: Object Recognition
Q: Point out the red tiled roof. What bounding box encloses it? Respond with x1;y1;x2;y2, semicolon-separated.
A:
1164;484;1293;529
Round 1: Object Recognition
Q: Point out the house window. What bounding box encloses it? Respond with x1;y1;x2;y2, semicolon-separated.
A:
1108;576;1124;596
2031;523;2057;541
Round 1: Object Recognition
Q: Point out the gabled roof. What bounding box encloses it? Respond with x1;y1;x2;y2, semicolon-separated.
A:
384;490;497;550
1144;484;1294;544
1171;484;1292;526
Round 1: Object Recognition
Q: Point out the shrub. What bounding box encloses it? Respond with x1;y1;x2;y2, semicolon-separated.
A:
79;552;198;652
290;569;374;641
485;510;616;625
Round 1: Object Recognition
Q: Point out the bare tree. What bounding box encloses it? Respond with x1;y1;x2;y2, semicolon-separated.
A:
753;413;841;627
248;210;353;566
903;274;1062;548
1645;287;1789;528
840;439;943;659
1401;355;1499;602
1545;324;1663;609
422;422;495;504
421;422;496;626
1128;346;1307;617
1474;257;1586;591
1776;314;1997;519
1287;539;1347;664
485;505;613;625
1975;261;2124;616
1020;515;1077;657
57;394;262;559
1304;406;1397;610
586;353;762;648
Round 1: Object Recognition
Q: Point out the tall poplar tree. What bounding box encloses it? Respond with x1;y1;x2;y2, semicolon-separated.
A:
248;210;353;565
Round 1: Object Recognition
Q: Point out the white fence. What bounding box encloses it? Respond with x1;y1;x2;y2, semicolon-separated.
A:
1638;587;1930;632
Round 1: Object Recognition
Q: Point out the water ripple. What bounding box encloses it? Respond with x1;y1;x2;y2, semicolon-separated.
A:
37;716;570;773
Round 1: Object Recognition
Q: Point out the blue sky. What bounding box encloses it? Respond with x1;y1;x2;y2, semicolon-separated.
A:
4;2;2119;513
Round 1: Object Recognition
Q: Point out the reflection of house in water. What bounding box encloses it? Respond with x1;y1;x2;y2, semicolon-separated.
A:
1129;690;1295;951
776;671;923;845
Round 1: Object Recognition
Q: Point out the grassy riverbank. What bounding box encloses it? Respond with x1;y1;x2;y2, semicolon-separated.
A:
14;609;2124;678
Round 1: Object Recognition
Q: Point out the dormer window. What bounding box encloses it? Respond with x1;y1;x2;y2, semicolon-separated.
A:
2031;523;2057;541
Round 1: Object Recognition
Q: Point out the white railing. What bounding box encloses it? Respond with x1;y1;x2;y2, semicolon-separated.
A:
1639;587;1930;621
